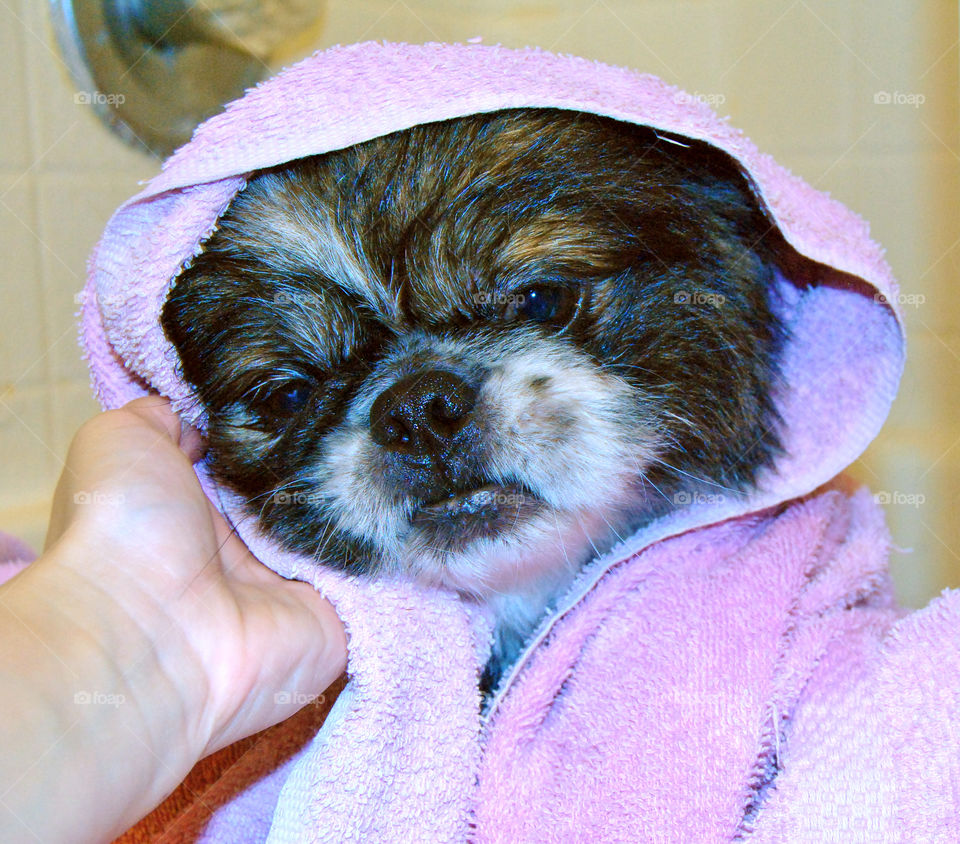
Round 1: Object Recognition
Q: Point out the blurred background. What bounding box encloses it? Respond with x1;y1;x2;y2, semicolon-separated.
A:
1;1;957;608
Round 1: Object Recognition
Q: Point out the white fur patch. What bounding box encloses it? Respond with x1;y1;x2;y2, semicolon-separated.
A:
301;327;661;608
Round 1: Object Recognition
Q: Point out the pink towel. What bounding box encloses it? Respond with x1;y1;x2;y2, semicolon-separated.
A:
73;42;956;841
0;530;34;586
476;485;960;840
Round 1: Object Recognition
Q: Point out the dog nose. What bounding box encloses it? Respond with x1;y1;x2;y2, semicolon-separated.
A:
369;369;477;454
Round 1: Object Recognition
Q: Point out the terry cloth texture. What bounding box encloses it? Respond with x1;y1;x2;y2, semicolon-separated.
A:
69;41;958;842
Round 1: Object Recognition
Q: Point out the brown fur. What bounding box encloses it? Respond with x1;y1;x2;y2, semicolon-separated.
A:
161;109;787;686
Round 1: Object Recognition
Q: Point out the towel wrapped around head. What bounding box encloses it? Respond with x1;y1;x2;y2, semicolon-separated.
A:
81;42;959;842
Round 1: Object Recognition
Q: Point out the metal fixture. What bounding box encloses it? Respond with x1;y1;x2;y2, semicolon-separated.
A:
49;0;322;156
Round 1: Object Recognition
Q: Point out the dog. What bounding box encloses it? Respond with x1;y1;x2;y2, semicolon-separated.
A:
161;108;786;690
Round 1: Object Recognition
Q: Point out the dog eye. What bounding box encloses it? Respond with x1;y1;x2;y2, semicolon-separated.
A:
505;284;581;328
260;380;313;416
506;283;579;328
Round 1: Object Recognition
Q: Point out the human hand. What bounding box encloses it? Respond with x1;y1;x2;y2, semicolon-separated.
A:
1;396;347;842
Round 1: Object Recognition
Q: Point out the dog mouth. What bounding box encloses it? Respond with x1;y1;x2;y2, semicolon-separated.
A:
410;482;542;551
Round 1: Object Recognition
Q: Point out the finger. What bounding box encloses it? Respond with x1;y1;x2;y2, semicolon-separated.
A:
179;422;207;465
117;395;182;444
120;397;206;463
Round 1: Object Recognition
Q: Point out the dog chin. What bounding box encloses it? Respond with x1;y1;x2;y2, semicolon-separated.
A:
397;499;625;598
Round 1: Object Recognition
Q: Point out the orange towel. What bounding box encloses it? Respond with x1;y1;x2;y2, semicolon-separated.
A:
114;676;345;843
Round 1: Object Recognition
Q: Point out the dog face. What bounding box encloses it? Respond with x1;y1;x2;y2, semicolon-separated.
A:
161;109;783;607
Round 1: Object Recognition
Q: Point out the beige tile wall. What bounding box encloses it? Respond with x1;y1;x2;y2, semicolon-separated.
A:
1;0;957;608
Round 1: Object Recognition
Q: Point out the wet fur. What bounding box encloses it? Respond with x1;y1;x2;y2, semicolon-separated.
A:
161;109;786;689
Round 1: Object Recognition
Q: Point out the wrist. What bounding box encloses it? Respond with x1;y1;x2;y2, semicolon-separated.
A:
0;533;210;842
